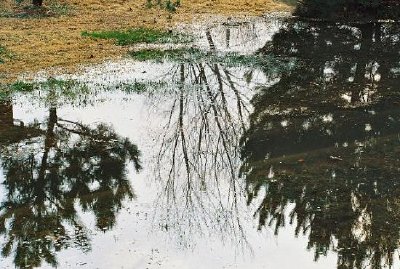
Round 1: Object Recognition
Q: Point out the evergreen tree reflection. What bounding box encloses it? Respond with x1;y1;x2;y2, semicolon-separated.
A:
0;101;141;268
241;20;400;269
294;0;400;21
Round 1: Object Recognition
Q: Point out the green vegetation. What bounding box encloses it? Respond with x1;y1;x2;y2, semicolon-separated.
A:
8;81;35;92
1;78;159;102
116;80;168;93
146;0;181;12
0;78;88;101
9;78;81;93
82;28;190;46
0;81;37;100
129;48;201;61
129;48;292;70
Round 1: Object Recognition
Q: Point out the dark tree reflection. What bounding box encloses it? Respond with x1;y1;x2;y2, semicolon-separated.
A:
241;20;400;269
0;100;43;144
0;101;141;268
294;0;400;21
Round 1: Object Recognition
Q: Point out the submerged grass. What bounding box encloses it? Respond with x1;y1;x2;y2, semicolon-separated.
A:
116;80;168;93
129;48;289;68
82;28;190;46
0;81;33;100
0;78;88;100
1;77;155;101
129;48;199;61
9;81;35;92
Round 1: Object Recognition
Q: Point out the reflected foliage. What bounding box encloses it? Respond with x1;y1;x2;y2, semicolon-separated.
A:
295;0;400;21
242;20;400;269
0;101;141;268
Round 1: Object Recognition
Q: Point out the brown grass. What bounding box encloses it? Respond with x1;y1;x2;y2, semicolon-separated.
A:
0;0;293;82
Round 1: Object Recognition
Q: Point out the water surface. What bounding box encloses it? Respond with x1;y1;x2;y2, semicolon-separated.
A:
1;16;400;269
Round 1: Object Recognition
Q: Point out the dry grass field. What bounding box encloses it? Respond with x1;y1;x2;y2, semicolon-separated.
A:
0;0;293;81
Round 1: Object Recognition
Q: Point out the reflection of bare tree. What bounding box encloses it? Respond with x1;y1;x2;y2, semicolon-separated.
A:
150;29;267;250
197;17;285;53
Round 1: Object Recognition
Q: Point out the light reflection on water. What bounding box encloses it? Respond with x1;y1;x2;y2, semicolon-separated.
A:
1;15;400;269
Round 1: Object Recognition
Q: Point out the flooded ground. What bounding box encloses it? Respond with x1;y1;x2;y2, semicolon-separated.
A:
1;15;400;269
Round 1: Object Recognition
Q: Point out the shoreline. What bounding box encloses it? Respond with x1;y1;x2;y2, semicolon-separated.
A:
0;0;293;83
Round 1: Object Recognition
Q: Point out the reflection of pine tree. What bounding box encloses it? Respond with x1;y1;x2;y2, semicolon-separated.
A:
295;0;400;20
0;104;141;269
247;20;400;162
241;20;400;269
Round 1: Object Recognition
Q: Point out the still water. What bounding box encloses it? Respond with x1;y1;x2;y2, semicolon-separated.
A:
0;15;400;268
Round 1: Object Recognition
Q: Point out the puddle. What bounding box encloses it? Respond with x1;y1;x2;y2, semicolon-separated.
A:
1;15;400;269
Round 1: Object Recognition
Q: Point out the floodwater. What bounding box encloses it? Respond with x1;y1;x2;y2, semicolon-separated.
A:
0;15;400;269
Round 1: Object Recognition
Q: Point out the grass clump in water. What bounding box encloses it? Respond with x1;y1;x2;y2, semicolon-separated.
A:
82;28;189;46
129;48;205;61
0;81;34;100
9;81;35;92
1;78;89;101
116;80;168;93
9;78;80;93
129;48;290;69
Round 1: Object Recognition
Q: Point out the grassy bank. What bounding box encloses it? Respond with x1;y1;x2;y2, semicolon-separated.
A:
0;0;293;82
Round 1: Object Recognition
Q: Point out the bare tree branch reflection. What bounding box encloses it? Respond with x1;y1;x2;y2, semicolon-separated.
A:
149;26;272;251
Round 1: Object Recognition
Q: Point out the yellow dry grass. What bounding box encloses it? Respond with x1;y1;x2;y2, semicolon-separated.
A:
0;0;293;82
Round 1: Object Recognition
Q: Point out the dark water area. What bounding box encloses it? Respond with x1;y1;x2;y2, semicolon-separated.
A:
0;15;400;268
293;0;400;21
